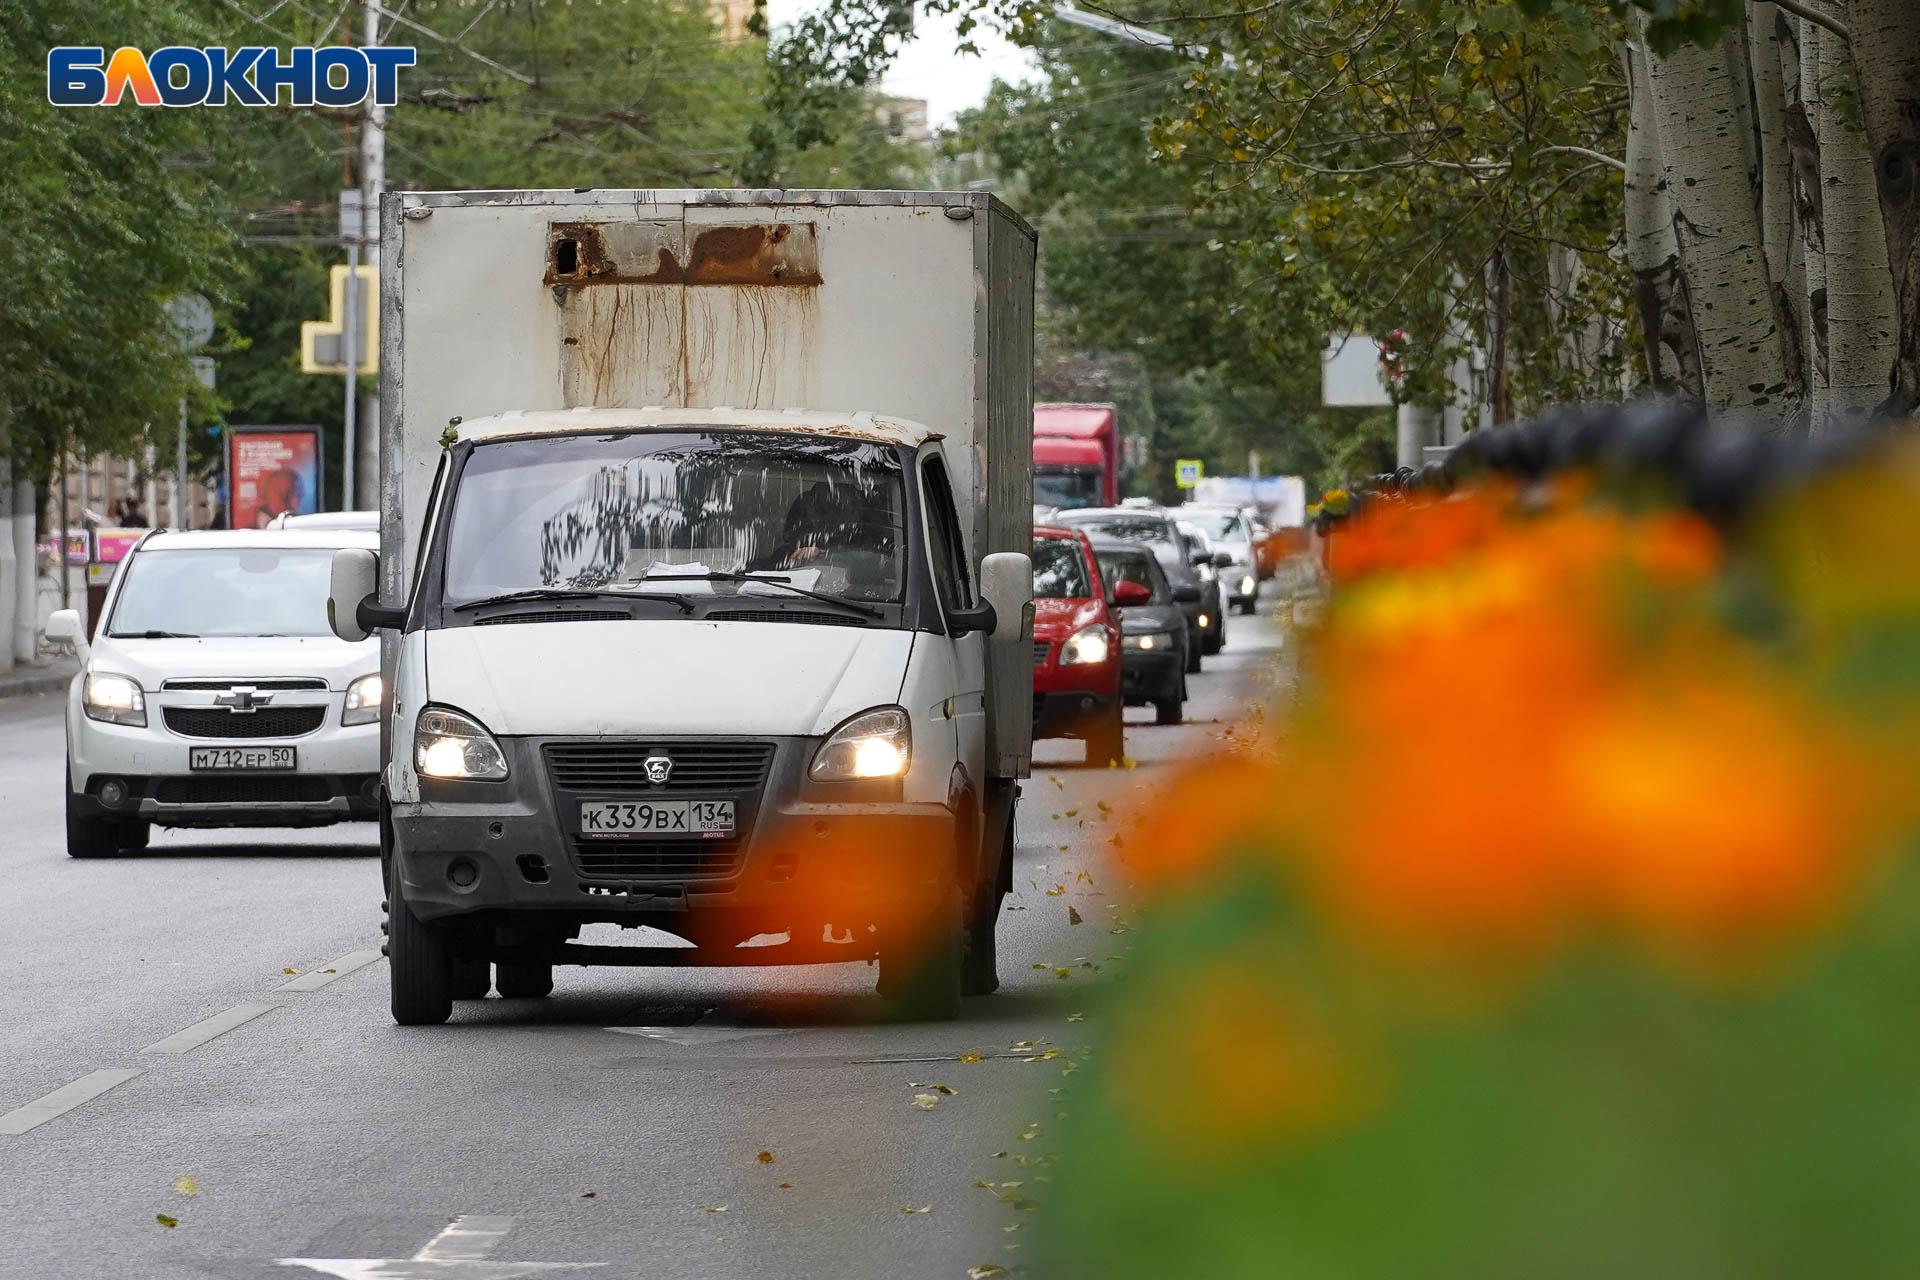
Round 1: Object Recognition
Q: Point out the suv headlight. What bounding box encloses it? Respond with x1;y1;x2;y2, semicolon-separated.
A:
342;672;383;726
414;705;509;781
1060;623;1110;666
83;672;146;726
810;706;911;781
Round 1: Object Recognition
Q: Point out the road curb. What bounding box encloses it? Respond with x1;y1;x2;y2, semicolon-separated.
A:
0;665;77;702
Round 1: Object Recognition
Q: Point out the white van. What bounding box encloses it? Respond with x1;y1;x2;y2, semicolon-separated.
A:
331;189;1037;1024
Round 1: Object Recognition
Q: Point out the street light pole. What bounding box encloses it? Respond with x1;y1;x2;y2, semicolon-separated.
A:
356;0;387;512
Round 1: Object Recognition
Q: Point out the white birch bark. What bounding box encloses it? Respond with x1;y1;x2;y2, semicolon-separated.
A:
1749;3;1795;285
1644;23;1801;425
1846;0;1920;417
1623;40;1692;395
1811;20;1898;429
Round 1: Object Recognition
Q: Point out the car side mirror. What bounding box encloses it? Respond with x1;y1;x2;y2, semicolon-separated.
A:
1212;550;1234;569
1172;583;1201;604
1189;548;1210;566
1111;580;1151;607
976;551;1034;644
328;548;404;642
45;608;88;661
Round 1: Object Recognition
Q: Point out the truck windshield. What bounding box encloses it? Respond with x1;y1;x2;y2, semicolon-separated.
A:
441;431;908;608
1034;466;1102;510
108;547;340;638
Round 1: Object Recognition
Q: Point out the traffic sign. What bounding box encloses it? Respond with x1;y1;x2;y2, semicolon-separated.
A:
165;293;215;349
1175;459;1204;489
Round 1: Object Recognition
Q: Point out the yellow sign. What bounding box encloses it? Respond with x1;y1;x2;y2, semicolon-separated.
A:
1175;459;1204;489
299;263;379;374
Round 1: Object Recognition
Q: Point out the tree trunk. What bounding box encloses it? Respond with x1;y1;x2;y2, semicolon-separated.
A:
1847;0;1920;419
1624;39;1694;395
11;479;34;664
1812;19;1899;430
0;459;15;676
1750;4;1796;283
1644;24;1802;425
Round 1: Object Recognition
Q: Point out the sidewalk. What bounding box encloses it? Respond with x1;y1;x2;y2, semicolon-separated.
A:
0;656;79;702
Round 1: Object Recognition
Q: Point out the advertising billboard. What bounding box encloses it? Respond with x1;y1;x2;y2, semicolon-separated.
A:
228;425;322;529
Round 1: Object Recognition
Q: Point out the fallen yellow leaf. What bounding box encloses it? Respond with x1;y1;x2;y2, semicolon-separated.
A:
171;1176;199;1196
1067;1012;1086;1022
912;1093;941;1109
757;1150;774;1163
703;1205;729;1213
928;1083;957;1095
969;1264;1009;1279
960;1052;983;1064
898;1203;932;1214
155;1215;178;1229
282;969;298;975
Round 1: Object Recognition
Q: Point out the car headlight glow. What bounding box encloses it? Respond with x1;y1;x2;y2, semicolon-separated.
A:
413;705;509;781
342;672;383;726
1060;623;1111;666
1239;575;1256;595
1198;613;1211;628
83;672;146;726
1122;632;1174;651
811;706;911;782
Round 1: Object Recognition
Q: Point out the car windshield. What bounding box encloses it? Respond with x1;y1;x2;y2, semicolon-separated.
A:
1034;466;1102;510
1187;511;1246;542
1096;551;1169;605
107;547;339;638
1032;536;1093;598
441;431;908;607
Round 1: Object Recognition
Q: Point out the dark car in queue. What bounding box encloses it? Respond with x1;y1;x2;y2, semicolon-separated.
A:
1054;507;1209;674
1174;520;1231;656
1030;526;1125;765
1090;540;1189;725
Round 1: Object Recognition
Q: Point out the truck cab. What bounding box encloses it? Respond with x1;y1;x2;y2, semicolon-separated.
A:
334;406;1034;1024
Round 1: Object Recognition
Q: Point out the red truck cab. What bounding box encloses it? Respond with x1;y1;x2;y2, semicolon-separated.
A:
1031;525;1125;766
1034;404;1120;510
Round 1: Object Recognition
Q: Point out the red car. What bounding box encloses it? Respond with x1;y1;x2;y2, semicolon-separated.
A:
1031;525;1137;766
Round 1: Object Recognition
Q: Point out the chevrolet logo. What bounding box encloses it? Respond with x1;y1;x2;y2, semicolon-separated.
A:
212;687;273;714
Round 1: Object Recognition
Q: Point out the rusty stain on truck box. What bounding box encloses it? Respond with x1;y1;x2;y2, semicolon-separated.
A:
546;222;821;287
550;220;821;409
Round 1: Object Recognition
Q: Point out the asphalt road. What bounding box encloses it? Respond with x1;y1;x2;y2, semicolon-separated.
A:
0;607;1282;1280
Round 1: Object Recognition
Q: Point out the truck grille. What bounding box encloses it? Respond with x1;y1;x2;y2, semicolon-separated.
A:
163;706;327;739
544;741;776;793
569;839;744;881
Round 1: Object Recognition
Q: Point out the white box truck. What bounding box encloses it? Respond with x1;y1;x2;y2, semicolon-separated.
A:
326;189;1037;1024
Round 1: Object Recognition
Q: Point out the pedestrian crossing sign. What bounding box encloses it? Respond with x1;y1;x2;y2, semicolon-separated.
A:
1175;459;1203;489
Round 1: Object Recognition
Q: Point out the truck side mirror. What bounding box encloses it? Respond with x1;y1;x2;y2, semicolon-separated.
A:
45;608;88;662
978;551;1034;644
328;548;405;642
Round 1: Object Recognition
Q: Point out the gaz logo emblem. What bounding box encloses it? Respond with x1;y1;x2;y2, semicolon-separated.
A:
643;753;673;786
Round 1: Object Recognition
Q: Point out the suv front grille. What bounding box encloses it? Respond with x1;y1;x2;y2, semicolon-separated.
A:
154;776;330;804
163;706;327;739
544;741;776;793
569;838;745;882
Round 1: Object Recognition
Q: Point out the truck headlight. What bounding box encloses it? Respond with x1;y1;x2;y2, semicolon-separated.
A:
83;672;146;727
342;672;383;726
810;706;911;781
414;705;509;781
1059;623;1110;666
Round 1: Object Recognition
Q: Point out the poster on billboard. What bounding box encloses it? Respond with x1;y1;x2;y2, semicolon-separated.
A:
227;425;323;529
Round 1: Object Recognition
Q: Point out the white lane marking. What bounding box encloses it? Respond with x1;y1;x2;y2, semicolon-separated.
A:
605;1026;788;1045
0;1068;144;1136
415;1216;516;1261
140;1002;278;1055
277;950;384;992
278;1214;603;1278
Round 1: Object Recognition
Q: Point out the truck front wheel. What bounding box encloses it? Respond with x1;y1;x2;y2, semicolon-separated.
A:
879;882;963;1020
388;871;453;1026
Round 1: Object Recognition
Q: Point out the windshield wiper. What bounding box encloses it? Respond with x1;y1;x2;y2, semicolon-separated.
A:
112;630;200;639
636;572;885;620
452;588;693;615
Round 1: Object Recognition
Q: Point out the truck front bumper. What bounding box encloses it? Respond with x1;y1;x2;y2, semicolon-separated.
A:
390;736;957;943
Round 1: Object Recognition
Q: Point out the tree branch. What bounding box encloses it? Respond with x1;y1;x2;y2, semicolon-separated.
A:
1772;0;1852;44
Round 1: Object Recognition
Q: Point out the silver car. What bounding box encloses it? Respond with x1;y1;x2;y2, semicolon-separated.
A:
1180;504;1261;615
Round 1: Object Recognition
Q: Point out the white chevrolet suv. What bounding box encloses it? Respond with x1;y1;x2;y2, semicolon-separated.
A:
48;528;383;858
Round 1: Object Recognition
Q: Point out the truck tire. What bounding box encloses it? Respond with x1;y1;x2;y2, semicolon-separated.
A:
388;872;453;1026
495;961;554;999
880;882;963;1020
450;956;491;1001
1087;707;1125;768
